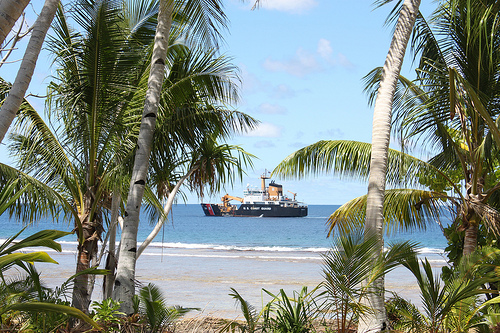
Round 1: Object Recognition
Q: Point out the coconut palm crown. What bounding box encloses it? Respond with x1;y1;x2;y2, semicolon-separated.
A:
275;0;500;258
1;0;256;313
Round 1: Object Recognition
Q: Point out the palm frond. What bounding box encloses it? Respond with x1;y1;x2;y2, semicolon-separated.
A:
0;163;77;224
327;188;453;237
10;104;82;204
173;0;228;49
228;288;259;331
468;199;500;237
188;138;255;198
6;302;100;329
273;140;445;189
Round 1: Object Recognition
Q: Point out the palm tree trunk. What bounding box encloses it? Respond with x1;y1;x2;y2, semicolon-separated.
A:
463;215;478;256
103;189;120;299
112;0;173;314
0;0;31;46
71;197;101;313
0;0;59;144
358;0;420;332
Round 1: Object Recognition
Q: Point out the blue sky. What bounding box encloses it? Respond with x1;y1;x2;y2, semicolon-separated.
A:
1;0;432;205
214;0;426;205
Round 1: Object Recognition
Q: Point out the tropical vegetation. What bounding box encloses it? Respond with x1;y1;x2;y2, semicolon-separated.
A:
1;0;256;316
4;0;500;331
0;179;100;331
272;0;500;330
219;232;500;333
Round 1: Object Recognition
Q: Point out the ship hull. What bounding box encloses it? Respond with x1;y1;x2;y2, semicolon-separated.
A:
201;203;308;217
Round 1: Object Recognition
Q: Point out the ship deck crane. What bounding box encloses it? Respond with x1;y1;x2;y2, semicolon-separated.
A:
221;194;244;207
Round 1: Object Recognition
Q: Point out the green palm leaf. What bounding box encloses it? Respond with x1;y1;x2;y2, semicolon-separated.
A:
0;180;27;216
320;232;419;332
273;140;445;189
328;188;451;236
6;302;100;329
173;0;227;49
0;163;78;226
0;252;58;270
397;252;493;332
3;230;71;255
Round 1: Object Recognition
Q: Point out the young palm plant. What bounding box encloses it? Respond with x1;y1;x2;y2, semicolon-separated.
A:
319;231;418;333
261;287;319;333
135;283;195;333
218;288;262;333
387;248;500;333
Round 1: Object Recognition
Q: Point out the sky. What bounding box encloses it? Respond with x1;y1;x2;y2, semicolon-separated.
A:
0;0;433;205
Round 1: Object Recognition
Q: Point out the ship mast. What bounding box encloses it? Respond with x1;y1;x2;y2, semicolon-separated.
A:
260;170;270;191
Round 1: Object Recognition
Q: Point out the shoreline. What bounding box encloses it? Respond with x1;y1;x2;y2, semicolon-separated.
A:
30;246;447;319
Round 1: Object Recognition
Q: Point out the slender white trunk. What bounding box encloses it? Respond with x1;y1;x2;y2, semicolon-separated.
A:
112;0;173;314
0;0;58;144
137;170;194;258
117;215;123;230
0;0;31;46
359;1;420;332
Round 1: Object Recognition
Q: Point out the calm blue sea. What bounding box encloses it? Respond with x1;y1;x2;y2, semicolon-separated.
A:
0;204;451;315
0;204;449;256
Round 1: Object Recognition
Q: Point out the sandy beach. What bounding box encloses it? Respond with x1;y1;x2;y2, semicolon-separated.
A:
31;245;446;319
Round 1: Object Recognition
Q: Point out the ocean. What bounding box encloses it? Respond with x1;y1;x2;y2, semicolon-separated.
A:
0;204;450;317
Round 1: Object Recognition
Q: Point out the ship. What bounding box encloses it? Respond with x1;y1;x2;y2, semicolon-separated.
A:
201;171;308;217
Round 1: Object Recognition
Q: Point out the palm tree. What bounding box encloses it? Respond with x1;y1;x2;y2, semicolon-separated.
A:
113;0;236;313
0;0;59;144
4;0;163;312
362;0;500;255
361;0;421;329
397;0;500;255
102;47;257;298
113;0;175;312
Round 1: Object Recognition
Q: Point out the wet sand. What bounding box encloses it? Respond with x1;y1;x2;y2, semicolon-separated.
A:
30;246;446;319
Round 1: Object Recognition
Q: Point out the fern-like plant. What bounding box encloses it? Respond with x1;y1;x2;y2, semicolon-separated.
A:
262;287;319;333
218;287;262;333
137;283;196;333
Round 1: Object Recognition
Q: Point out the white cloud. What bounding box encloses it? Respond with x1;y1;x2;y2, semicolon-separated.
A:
240;64;268;94
317;38;333;60
254;140;276;148
258;0;318;13
245;122;282;137
264;48;320;77
258;103;287;115
336;52;354;69
319;128;345;139
262;39;354;77
271;84;296;99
